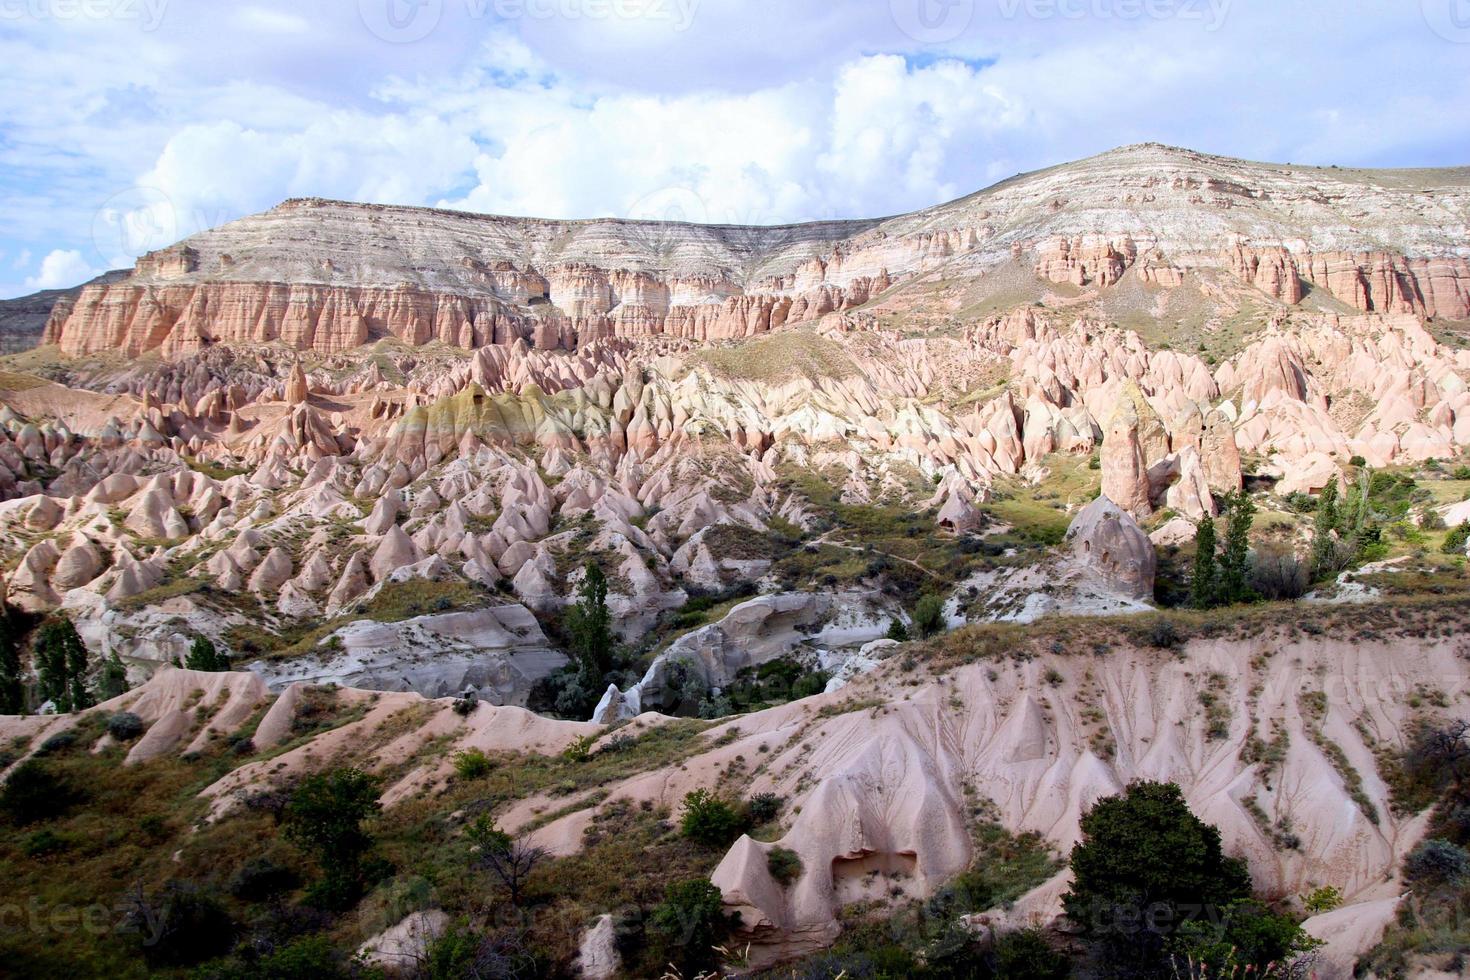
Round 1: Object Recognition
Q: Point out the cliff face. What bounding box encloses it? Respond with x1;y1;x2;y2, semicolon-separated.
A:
43;144;1470;358
1;270;128;354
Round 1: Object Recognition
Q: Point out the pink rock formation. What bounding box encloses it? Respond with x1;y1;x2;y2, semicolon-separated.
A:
1065;495;1157;599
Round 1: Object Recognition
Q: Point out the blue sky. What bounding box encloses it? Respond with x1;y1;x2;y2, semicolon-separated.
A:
1;0;1467;298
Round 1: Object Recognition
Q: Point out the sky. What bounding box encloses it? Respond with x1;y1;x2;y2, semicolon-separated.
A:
0;0;1467;299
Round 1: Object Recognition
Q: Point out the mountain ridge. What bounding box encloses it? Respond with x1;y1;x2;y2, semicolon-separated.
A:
38;143;1470;359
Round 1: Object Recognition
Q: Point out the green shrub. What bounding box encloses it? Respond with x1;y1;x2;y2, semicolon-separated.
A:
0;760;80;824
790;672;827;699
1147;619;1181;649
244;935;349;979
745;792;783;825
107;711;145;740
679;788;745;847
21;828;68;857
1169;900;1320;977
452;690;479;716
767;846;803;885
992;928;1070;979
227;857;298;901
1303;884;1342;914
423;925;538;980
453;748;493;779
561;734;597;763
650;878;729;976
914;594;946;639
1405;838;1470;887
37;730;77;755
1443;520;1470;555
886;619;910;642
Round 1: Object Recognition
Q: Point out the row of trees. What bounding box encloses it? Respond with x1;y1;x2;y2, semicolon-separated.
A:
0;611;128;714
1189;469;1412;608
0;604;233;716
1190;491;1257;609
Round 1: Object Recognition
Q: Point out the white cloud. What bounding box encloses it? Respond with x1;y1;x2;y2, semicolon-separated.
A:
1;0;1468;301
24;249;97;291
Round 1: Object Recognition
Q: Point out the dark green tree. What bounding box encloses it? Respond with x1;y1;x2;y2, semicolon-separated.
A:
1310;480;1341;578
913;594;946;639
564;562;614;679
1189;517;1218;609
650;878;730;977
1217;491;1256;605
886;618;910;642
34;615;92;712
97;653;130;701
184;634;230;672
0;760;81;824
283;768;382;909
1063;781;1252;976
1316;480;1339;533
0;604;24;714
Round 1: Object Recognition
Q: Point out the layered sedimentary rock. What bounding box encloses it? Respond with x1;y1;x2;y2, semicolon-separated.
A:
1224;246;1470;318
44;145;1470;359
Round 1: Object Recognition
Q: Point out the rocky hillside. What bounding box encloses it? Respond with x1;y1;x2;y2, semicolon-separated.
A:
2;601;1468;976
43;144;1470;358
2;144;1470;978
0;270;127;354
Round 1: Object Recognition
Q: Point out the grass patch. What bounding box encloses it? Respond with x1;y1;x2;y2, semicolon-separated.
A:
182;456;251;481
111;576;212;613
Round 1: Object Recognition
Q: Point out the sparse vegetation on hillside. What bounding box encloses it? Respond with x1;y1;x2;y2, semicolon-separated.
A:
1363;719;1470;975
